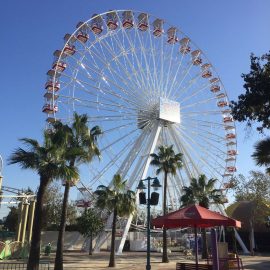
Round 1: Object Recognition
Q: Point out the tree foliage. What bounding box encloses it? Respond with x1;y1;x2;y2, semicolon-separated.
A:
150;145;183;263
180;174;223;208
3;206;18;232
94;174;136;267
252;137;270;174
230;52;270;133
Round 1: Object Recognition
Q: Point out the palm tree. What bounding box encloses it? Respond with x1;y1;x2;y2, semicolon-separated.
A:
54;113;102;270
94;174;136;267
252;137;270;173
180;174;223;259
8;133;78;270
150;145;183;263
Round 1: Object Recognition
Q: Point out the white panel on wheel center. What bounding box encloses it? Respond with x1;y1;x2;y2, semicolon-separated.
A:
159;97;180;124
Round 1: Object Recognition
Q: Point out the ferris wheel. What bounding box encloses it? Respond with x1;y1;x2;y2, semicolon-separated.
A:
43;10;237;252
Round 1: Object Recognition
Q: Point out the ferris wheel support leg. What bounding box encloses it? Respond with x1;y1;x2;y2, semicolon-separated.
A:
93;126;158;253
217;204;249;254
116;122;162;254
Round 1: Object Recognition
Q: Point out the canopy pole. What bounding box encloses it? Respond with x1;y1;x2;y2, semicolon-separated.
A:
194;226;198;267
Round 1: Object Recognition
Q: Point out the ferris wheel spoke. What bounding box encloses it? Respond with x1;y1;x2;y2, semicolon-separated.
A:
110;21;149;90
181;109;223;116
177;80;211;104
180;96;218;110
132;27;156;94
89;136;139;186
60;70;144;110
175;124;227;157
176;127;225;178
166;51;186;98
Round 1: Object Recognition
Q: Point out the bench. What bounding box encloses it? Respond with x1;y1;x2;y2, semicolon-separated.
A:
176;262;213;270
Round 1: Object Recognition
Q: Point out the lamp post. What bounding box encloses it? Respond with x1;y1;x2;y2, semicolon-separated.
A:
137;177;161;270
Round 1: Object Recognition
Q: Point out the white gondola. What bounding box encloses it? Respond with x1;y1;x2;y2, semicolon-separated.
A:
210;77;219;84
216;93;226;99
191;50;202;65
226;166;236;172
223;116;233;123
52;61;67;72
42;104;58;114
227;149;237;156
202;70;212;78
45;81;60;91
201;63;211;70
63;44;76;56
153;18;163;37
138;13;148;31
122;11;133;29
43;92;59;100
217;100;228;107
106;11;118;30
91;14;103;35
167;27;178;44
211;85;220;93
179;37;190;54
226;133;236;140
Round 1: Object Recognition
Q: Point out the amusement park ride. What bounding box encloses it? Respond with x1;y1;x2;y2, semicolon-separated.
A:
41;10;248;253
0;155;36;246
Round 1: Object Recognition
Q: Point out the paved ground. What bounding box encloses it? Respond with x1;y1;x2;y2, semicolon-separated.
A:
43;251;270;270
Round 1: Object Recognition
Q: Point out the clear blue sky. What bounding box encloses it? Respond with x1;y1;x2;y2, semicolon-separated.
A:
0;0;269;217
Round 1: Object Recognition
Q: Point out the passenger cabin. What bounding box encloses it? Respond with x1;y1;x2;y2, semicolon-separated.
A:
167;27;178;44
43;92;59;100
202;70;212;78
64;33;76;43
225;157;236;162
76;21;89;43
226;141;236;146
217;100;228;107
226;133;236;140
227;166;236;173
153;18;163;37
201;63;211;70
216;93;226;99
122;11;133;29
210;85;220;92
179;37;191;54
52;61;67;72
224;125;235;130
138;13;149;31
63;44;76;56
210;77;219;84
45;81;60;91
191;50;202;65
91;14;103;35
227;149;237;156
42;104;58;114
223;116;233;123
106;11;118;30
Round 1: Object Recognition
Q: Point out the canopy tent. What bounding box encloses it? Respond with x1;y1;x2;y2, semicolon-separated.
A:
151;204;241;267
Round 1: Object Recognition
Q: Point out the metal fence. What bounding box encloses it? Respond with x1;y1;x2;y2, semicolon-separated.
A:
0;261;50;270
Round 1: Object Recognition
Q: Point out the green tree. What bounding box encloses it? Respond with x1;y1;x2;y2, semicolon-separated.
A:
252;138;270;174
8;134;78;270
232;171;270;254
3;206;18;232
43;183;78;230
94;174;136;267
53;113;102;270
150;145;183;263
76;208;104;255
230;52;270;133
180;174;223;259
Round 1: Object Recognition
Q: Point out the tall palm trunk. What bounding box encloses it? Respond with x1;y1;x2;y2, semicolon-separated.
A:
54;181;70;270
109;208;117;267
89;232;93;255
162;172;169;263
27;177;49;270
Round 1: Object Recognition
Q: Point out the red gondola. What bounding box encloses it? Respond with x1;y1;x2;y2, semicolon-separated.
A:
210;85;220;93
77;31;89;43
202;70;212;78
153;18;163;37
42;104;58;114
179;37;190;54
63;44;76;56
122;11;133;29
138;13;148;31
52;61;67;72
217;100;228;107
223;116;233;123
45;81;60;91
167;27;178;44
226;133;236;140
226;166;236;172
227;149;237;156
106;11;118;30
91;14;103;35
